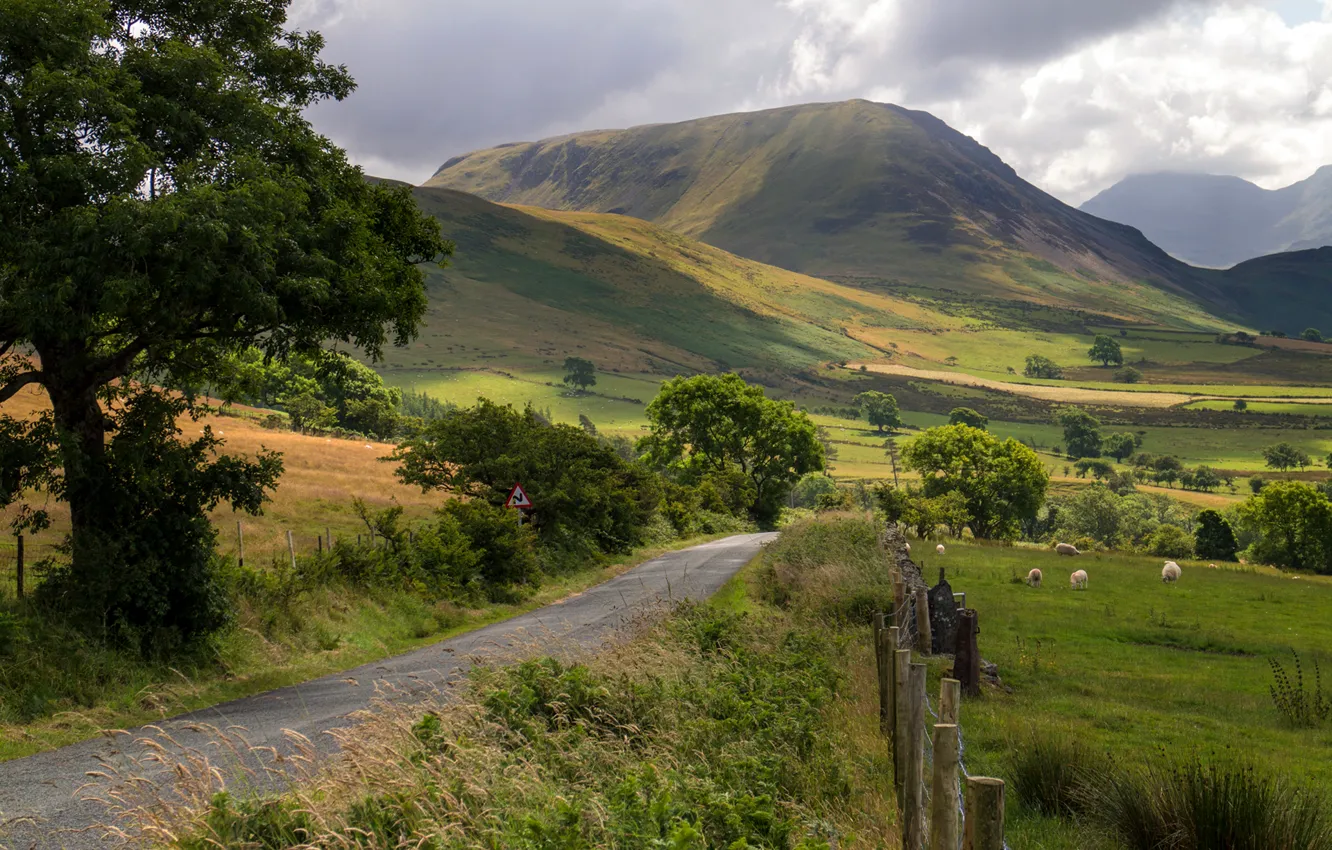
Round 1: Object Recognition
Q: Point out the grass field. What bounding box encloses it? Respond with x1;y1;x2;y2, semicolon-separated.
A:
906;537;1332;845
1185;399;1332;416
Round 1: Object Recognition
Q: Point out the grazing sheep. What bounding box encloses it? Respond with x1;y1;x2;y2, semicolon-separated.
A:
1162;562;1181;583
1208;563;1218;569
936;543;946;555
1027;568;1043;588
1055;542;1080;556
1070;569;1088;590
905;543;911;553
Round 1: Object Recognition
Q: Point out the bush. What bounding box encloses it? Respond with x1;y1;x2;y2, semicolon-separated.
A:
437;500;540;595
1145;524;1194;558
1195;509;1238;561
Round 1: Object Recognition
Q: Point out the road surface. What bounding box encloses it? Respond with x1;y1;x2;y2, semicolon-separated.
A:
0;532;775;849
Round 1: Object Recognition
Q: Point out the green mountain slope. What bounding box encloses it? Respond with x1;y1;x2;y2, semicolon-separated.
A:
384;186;970;378
1195;248;1332;334
426;99;1233;330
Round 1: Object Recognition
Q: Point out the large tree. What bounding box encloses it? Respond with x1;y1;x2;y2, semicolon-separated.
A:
1088;335;1124;367
639;374;824;524
1058;408;1103;460
0;0;450;640
901;424;1049;540
1264;442;1311;472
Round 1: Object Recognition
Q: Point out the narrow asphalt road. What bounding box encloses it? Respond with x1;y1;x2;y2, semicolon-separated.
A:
0;532;776;849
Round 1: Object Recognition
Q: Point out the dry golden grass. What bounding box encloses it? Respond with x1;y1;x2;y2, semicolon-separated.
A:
0;389;440;566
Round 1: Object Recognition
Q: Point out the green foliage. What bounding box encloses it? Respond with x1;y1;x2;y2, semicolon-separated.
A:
791;473;839;509
1104;432;1138;462
948;407;988;429
562;357;597;392
34;393;282;654
1304;328;1324;343
1074;459;1114;481
1145;524;1194;559
1115;366;1143;383
1057;407;1103;460
1251;475;1268;494
395;399;660;554
1264;442;1312;472
901;424;1048;540
398;388;456;422
1052;485;1195;551
1195;510;1239;561
0;0;449;644
1238;481;1332;573
1235;399;1249;411
1088;334;1125;366
853;391;904;433
1024;354;1064;379
639;374;824;525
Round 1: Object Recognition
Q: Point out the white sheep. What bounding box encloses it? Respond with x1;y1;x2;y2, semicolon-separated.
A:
1162;562;1181;583
1070;569;1088;590
1055;542;1080;556
936;543;946;555
1027;568;1043;588
905;542;911;553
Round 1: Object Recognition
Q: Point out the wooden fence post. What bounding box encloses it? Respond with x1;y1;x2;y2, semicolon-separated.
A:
893;574;907;631
964;777;1005;850
317;535;323;555
14;533;24;600
903;662;927;850
286;530;297;570
930;723;960;850
887;626;899;743
915;588;933;655
326;526;332;550
874;613;889;735
894;648;911;797
940;678;962;726
236;521;244;568
956;609;981;697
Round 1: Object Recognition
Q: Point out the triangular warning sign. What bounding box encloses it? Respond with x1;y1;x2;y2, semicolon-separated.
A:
505;483;532;509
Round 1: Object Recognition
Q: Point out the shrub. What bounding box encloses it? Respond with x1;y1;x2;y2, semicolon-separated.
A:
438;500;540;595
1145;524;1194;558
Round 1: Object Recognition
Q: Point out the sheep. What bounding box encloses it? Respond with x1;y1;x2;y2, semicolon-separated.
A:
905;542;911;553
1162;562;1181;583
1070;569;1088;590
1055;542;1080;556
1027;568;1042;588
936;543;946;555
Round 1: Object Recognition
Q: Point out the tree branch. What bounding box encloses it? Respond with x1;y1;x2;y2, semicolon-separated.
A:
0;370;43;404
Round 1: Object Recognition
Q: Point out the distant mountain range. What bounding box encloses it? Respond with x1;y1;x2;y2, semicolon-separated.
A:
423;100;1332;335
1081;168;1332;269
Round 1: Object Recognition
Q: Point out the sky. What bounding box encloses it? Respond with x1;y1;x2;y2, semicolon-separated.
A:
292;0;1332;205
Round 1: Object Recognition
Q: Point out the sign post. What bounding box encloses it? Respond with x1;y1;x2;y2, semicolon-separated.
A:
505;482;532;526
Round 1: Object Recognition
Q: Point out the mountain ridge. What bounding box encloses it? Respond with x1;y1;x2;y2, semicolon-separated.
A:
1080;167;1332;268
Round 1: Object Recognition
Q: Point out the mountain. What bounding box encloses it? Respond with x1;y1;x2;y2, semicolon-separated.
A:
425;99;1233;330
1081;168;1332;268
1194;248;1332;335
383;185;966;378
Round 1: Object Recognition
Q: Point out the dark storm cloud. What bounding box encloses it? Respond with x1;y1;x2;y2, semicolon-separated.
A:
289;0;1236;184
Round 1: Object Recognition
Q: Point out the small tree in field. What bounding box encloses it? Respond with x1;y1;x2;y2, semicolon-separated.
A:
1058;408;1103;460
563;357;597;393
855;391;904;433
1234;399;1249;412
1024;354;1063;379
1114;366;1142;383
1303;328;1324;343
948;407;988;430
1104;432;1137;462
1088;335;1124;367
1265;443;1311;472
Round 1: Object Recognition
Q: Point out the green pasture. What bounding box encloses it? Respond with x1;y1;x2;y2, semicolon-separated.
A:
1185;399;1332;417
381;368;659;434
919;540;1332;825
901;327;1259;376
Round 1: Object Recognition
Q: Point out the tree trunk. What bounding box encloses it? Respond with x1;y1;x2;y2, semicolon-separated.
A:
45;378;111;574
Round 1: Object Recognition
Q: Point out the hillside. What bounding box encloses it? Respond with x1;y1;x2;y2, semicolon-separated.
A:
1194;247;1332;334
382;185;979;379
1081;168;1332;268
426;100;1235;330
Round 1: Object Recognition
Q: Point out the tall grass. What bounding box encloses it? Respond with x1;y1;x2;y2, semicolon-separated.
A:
1005;728;1104;818
1094;758;1332;850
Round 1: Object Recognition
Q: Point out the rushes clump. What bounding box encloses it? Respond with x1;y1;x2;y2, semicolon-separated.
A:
1006;729;1102;818
1269;650;1332;727
1094;758;1332;850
